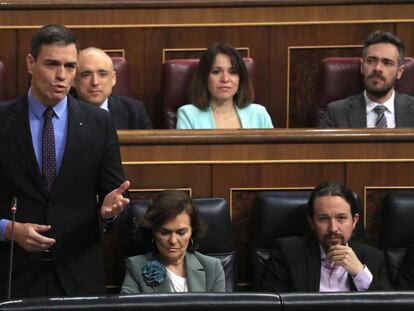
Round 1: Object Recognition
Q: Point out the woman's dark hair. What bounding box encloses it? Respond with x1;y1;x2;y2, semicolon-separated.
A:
307;180;358;217
189;42;254;109
138;191;206;253
31;24;79;60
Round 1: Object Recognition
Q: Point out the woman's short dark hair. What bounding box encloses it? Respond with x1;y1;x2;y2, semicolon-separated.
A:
31;24;79;60
189;42;254;109
139;191;206;253
307;180;358;217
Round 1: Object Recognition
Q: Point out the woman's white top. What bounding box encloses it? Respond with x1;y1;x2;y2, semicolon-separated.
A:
166;268;188;292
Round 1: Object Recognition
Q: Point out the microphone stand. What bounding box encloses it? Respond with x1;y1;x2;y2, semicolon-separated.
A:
7;197;17;300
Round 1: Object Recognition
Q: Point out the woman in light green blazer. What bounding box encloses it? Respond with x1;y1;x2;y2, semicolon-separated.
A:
176;42;273;129
121;191;225;294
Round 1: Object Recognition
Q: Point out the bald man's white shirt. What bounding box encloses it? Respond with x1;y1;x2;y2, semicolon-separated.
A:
99;98;109;111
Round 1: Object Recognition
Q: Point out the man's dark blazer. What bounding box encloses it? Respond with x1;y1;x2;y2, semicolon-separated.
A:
259;235;391;292
319;92;414;128
107;95;151;130
395;244;414;290
0;95;124;299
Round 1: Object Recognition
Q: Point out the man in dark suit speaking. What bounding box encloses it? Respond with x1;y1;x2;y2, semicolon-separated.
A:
260;181;390;292
0;24;130;299
320;30;414;128
74;47;151;130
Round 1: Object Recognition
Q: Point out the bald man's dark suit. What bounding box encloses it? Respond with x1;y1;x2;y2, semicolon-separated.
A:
260;235;391;292
0;95;124;299
319;92;414;128
108;95;151;130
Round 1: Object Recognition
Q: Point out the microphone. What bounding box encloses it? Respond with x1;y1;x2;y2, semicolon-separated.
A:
7;197;17;300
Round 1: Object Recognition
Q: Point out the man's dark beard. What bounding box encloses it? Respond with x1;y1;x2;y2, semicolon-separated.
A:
322;232;345;251
366;83;394;98
365;73;397;99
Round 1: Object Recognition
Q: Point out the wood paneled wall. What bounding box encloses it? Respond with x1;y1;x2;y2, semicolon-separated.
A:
0;2;413;127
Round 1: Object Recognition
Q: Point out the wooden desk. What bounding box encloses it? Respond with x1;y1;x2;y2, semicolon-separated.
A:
111;129;414;287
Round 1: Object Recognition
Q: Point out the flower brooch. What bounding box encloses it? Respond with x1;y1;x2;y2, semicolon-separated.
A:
142;260;166;287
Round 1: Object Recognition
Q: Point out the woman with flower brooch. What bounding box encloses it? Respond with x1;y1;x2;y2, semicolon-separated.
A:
121;191;225;293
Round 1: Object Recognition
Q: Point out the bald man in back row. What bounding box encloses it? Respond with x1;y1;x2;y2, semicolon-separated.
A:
74;47;151;129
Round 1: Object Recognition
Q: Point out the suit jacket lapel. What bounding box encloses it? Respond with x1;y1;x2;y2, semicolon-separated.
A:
12;97;44;194
394;92;414;127
185;252;206;292
152;252;206;292
108;95;128;129
306;236;322;291
348;94;367;127
152;276;172;293
132;252;172;293
52;96;82;199
145;253;172;293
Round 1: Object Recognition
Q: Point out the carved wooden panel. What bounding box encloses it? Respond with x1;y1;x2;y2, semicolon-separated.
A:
163;47;249;62
0;30;18;101
288;46;362;128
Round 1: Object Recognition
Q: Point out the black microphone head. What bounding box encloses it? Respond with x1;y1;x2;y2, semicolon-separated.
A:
11;197;17;213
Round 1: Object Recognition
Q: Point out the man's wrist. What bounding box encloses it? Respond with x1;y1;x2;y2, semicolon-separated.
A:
350;263;365;277
352;265;373;291
0;219;11;241
102;215;117;233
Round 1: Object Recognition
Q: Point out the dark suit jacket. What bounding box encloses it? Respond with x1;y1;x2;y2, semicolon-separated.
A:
259;235;391;292
0;95;124;299
319;92;414;128
108;95;151;130
395;244;414;290
121;251;225;293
